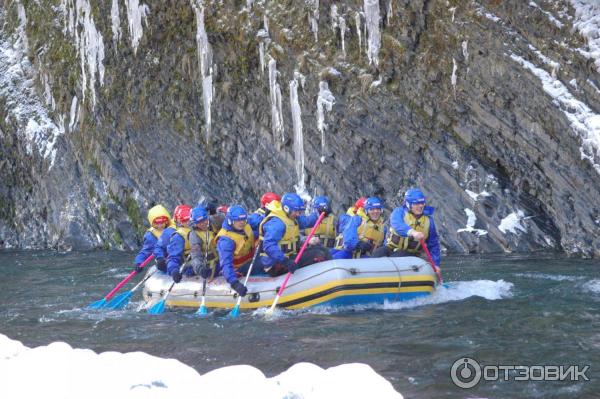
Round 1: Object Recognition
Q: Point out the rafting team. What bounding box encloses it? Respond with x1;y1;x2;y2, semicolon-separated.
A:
134;188;441;298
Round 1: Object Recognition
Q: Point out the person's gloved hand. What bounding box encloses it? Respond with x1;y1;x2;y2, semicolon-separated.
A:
156;258;167;273
230;280;247;297
409;230;425;241
171;269;182;283
317;205;331;216
284;258;298;274
356;240;373;253
134;263;143;273
199;266;212;279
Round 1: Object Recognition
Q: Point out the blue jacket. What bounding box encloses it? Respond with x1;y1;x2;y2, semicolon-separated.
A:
340;216;388;252
261;212;318;268
389;206;441;266
153;227;176;262
135;231;158;265
247;212;265;237
166;231;193;276
215;223;242;284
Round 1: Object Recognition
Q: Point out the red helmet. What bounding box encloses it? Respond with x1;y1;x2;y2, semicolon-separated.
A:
261;192;281;208
173;204;192;224
216;205;229;214
354;197;366;210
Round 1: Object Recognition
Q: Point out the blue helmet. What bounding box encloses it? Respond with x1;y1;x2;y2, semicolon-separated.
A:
364;197;383;211
226;205;248;226
190;206;209;226
404;188;426;208
281;193;305;213
312;195;330;210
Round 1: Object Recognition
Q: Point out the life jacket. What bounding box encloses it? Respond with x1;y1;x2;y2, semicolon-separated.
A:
192;229;218;268
304;214;336;248
386;212;430;253
147;227;163;240
216;224;255;268
335;217;385;258
259;208;300;257
175;226;191;257
255;207;266;216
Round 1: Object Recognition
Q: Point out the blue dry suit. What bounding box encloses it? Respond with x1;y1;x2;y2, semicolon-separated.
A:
389;206;441;266
135;232;158;265
153;227;176;266
166;230;194;276
332;215;388;259
215;218;262;284
260;212;318;269
247;211;265;238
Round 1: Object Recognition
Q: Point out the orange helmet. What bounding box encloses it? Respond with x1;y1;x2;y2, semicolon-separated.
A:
261;192;281;208
173;204;192;224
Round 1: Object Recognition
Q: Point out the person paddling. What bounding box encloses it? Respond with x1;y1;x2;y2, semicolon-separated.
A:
259;193;320;276
166;205;194;283
134;205;174;273
332;197;386;259
372;188;441;268
189;205;219;278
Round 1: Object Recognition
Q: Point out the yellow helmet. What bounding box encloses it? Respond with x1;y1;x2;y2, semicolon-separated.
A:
147;204;172;227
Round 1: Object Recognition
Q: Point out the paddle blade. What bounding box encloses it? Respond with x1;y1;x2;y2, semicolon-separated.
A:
106;291;133;310
196;304;209;316
227;305;240;319
87;298;107;309
147;300;166;315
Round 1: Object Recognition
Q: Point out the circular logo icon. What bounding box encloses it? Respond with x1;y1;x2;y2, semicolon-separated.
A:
450;357;482;389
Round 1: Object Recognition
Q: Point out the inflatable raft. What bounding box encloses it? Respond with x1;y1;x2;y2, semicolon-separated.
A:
142;256;439;311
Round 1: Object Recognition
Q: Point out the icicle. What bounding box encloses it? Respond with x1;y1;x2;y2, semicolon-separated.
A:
309;0;319;43
339;15;346;58
111;0;121;47
16;2;28;53
355;12;362;55
268;58;285;142
462;40;469;63
317;81;335;163
126;0;149;55
387;0;393;25
364;0;381;66
451;58;457;97
69;96;79;131
331;5;338;31
191;0;214;142
257;17;270;75
290;76;306;195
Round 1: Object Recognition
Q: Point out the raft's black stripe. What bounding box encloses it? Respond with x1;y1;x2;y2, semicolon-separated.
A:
278;280;435;308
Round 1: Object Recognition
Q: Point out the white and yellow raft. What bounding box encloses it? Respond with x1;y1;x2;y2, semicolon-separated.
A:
142;256;438;311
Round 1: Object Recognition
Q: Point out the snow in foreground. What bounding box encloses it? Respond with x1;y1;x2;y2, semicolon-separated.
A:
0;333;402;399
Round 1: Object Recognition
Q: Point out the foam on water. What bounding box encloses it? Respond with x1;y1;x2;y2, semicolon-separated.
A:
582;279;600;294
514;272;585;282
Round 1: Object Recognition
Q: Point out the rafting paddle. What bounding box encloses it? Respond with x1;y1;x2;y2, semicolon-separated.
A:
88;254;155;309
147;260;188;315
420;239;442;284
227;240;262;318
196;230;212;316
266;212;326;316
106;270;157;310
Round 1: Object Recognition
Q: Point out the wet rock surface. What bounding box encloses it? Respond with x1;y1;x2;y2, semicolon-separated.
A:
0;0;599;257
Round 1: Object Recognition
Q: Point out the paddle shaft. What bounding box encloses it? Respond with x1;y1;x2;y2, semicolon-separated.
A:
419;239;442;284
131;269;157;292
104;255;155;301
269;212;326;311
232;240;262;309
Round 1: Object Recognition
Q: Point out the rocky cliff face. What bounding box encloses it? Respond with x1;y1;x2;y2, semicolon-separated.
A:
1;0;599;257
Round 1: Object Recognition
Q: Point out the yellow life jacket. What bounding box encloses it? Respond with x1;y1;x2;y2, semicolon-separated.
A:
386;212;430;253
175;226;191;256
304;214;336;248
255;207;266;215
216;224;255;268
192;229;218;268
335;217;385;258
147;227;163;240
259;208;300;257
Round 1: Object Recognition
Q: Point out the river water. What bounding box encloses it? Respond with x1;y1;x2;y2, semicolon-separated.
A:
0;250;598;398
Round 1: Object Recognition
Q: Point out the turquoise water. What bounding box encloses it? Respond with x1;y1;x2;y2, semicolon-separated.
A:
0;250;598;398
